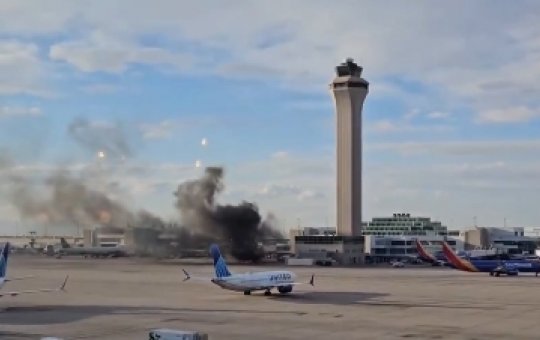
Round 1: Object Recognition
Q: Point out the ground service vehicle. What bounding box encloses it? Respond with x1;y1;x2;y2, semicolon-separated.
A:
148;329;208;340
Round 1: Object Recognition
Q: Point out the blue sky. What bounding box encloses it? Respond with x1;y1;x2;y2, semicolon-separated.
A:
1;1;540;235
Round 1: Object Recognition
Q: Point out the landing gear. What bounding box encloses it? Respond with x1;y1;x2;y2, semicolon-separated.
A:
243;291;251;295
264;290;272;296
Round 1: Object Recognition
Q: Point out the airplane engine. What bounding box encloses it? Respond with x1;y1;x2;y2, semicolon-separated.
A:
278;285;293;294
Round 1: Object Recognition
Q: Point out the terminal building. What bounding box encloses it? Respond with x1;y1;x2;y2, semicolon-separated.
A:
289;227;363;265
361;213;463;263
289;213;461;265
460;226;536;255
362;213;449;237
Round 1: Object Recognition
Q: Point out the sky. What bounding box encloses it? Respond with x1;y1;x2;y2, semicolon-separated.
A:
1;0;540;235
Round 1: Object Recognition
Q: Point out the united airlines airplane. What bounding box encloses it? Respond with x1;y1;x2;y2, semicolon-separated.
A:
182;244;314;295
0;242;69;298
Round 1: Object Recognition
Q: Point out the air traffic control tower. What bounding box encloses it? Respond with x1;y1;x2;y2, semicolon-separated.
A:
330;58;369;237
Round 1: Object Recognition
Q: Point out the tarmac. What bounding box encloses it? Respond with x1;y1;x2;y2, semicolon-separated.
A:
2;255;540;339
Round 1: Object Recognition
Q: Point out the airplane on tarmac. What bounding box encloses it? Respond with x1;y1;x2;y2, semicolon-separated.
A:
0;242;69;298
54;237;128;258
182;244;314;296
415;239;510;267
441;241;540;277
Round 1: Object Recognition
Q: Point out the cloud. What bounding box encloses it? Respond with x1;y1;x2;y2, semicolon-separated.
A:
371;140;540;158
49;31;195;74
0;106;42;118
233;146;540;228
363;164;540;228
81;83;120;95
139;120;175;140
138;117;221;141
426;111;449;120
403;109;450;121
256;184;324;202
476;106;539;123
371;120;398;133
368;119;452;134
403;108;421;120
271;151;289;159
0;40;50;96
0;1;539;112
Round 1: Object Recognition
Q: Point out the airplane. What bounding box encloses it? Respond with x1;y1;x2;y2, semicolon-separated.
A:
182;244;314;296
54;237;128;258
441;241;540;277
0;242;69;297
414;239;508;267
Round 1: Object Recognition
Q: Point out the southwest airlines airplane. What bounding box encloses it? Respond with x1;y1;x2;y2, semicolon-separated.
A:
441;241;540;277
0;242;69;297
182;244;314;295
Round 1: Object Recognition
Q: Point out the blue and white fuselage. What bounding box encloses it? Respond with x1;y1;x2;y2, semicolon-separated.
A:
183;244;313;296
211;270;297;292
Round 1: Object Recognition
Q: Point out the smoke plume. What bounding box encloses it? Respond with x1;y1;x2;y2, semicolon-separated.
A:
2;117;285;263
174;167;284;262
68;117;132;159
4;166;169;232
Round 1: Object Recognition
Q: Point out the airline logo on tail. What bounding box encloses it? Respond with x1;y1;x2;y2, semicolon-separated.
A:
210;244;231;278
442;242;478;272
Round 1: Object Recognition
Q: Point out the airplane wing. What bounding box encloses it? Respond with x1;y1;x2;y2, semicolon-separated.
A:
4;275;35;282
275;274;315;287
0;275;68;298
181;268;213;283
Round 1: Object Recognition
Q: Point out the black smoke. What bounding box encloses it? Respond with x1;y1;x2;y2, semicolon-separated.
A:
174;167;284;262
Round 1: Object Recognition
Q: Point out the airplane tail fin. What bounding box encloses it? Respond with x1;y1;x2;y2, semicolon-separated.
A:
442;241;478;272
415;239;436;263
210;244;231;278
0;242;10;279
